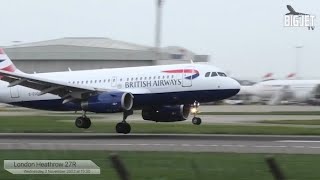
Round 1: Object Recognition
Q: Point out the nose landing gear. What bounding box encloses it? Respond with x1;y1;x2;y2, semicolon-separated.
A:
191;101;202;125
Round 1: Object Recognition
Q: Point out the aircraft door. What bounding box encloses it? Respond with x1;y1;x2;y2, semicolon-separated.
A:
182;67;194;87
10;87;19;98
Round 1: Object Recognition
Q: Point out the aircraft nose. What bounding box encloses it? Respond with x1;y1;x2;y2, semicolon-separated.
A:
226;77;241;96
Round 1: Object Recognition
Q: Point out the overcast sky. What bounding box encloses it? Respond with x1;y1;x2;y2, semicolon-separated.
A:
1;0;320;79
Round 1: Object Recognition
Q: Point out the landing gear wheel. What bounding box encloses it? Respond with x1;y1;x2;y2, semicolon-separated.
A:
83;117;91;129
192;117;202;125
75;117;85;128
75;117;91;129
116;122;131;134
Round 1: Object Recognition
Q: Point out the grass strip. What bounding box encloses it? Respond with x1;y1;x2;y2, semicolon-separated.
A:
0;150;319;180
0;116;320;135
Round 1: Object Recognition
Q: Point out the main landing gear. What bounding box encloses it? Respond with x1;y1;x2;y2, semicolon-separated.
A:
74;110;134;134
115;110;133;134
191;101;202;125
75;111;91;129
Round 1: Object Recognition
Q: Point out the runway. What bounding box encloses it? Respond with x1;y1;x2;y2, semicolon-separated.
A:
1;133;320;154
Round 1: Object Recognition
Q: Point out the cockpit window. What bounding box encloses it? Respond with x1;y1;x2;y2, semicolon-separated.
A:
211;72;218;77
205;72;210;77
218;72;227;77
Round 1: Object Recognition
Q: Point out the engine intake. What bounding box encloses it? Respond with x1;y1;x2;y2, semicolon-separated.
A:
142;105;190;122
81;92;133;113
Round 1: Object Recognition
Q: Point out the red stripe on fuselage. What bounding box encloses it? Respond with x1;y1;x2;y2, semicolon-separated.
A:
0;49;5;54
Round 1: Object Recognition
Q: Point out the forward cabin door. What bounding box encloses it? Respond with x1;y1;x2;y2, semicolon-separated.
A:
182;67;194;87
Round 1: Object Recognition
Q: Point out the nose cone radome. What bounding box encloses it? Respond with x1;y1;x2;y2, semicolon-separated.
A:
226;78;241;97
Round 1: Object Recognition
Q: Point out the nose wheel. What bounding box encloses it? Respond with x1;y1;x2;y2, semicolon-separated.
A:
191;101;201;125
192;117;202;125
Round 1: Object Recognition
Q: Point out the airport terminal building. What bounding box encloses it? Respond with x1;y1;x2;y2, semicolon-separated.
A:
3;37;209;73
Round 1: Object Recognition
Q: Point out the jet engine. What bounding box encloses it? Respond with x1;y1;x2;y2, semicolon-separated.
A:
142;105;190;122
81;92;133;113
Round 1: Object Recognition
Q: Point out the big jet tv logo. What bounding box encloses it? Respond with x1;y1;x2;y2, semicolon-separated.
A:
284;5;316;30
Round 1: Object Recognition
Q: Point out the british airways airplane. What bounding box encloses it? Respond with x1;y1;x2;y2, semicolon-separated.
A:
0;49;240;134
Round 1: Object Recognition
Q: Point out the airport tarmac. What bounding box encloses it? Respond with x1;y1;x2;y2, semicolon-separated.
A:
1;133;320;154
2;105;320;125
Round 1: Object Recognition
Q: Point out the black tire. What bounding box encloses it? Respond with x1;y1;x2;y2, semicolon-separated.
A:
123;123;131;134
75;117;85;128
196;117;202;125
192;117;198;125
83;117;91;129
116;122;124;133
116;122;131;134
192;117;201;125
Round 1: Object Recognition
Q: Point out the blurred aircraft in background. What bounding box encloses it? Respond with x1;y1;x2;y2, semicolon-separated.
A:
241;79;320;105
227;72;320;105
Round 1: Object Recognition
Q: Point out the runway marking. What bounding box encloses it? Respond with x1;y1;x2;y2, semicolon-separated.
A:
309;146;320;149
254;145;287;148
277;140;320;143
0;142;320;150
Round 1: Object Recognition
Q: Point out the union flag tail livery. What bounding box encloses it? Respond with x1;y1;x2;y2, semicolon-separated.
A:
0;48;18;74
0;51;240;134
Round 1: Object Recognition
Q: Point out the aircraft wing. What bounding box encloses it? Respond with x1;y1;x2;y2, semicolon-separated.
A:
0;70;108;103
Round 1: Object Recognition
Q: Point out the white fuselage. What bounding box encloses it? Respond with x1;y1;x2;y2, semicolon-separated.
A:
0;63;240;110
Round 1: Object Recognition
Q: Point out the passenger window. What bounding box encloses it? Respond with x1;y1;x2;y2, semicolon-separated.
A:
211;72;218;77
205;72;210;77
218;72;227;77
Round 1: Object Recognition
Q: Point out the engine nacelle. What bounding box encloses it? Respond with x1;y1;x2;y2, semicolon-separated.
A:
81;92;133;113
142;105;190;122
